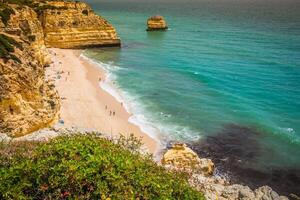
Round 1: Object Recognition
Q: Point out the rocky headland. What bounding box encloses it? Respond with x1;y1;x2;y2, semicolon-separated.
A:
41;1;120;48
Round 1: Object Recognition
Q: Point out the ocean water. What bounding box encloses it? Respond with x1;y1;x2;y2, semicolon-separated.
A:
84;0;300;194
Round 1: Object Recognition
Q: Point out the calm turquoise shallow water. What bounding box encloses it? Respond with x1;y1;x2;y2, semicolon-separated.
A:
84;0;300;171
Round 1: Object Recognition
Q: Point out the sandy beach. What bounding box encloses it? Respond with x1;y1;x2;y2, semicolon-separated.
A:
46;48;158;154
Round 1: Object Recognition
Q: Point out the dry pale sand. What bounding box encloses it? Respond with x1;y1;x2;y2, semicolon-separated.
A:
46;48;158;154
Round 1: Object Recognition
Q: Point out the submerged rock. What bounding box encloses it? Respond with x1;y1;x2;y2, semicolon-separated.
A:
146;15;168;31
161;143;215;176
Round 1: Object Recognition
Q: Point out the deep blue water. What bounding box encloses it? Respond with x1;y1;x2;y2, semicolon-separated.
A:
84;0;300;171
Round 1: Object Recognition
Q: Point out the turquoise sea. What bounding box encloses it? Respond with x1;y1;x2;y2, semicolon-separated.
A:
84;0;300;194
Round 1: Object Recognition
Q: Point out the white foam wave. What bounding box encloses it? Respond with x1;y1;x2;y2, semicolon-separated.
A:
80;52;201;145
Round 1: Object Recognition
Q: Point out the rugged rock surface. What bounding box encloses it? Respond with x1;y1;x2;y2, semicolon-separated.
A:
0;1;121;137
161;143;215;176
162;143;289;200
41;1;121;48
0;5;60;137
147;15;168;31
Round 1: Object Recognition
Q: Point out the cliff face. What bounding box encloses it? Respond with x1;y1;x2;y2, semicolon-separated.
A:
0;1;120;137
0;5;60;137
41;1;121;48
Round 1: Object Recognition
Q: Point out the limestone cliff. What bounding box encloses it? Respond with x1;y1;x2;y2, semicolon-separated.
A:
40;1;121;48
0;5;60;137
0;0;121;137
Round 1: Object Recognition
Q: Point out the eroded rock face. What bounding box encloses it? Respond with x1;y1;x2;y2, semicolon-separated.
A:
147;15;168;31
0;5;60;137
161;143;215;176
41;1;121;48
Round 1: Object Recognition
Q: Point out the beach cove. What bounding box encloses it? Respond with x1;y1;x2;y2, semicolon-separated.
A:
46;49;159;154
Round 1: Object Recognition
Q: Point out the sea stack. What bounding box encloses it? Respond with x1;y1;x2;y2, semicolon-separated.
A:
146;15;168;31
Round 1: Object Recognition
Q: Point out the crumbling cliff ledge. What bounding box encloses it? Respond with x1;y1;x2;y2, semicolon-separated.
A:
41;1;121;49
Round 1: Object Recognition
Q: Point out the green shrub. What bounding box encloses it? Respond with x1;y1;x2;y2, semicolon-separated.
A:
8;53;21;63
0;34;22;63
0;134;205;200
0;6;15;25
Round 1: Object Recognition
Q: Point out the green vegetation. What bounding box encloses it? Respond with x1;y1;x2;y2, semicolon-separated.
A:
0;134;205;200
0;3;15;25
0;34;22;63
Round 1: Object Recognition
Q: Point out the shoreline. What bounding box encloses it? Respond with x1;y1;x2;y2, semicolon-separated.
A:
46;48;160;154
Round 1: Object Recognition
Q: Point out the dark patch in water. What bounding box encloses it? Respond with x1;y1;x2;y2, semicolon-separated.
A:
189;124;300;197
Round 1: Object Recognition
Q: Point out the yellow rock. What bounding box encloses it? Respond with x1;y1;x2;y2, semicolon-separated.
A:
41;1;121;48
147;16;168;31
161;143;215;176
0;1;122;137
0;5;60;137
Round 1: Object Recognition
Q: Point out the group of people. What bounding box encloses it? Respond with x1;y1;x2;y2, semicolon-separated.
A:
105;105;116;116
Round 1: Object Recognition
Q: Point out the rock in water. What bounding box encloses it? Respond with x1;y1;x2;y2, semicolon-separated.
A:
161;143;215;176
41;1;121;48
146;15;168;31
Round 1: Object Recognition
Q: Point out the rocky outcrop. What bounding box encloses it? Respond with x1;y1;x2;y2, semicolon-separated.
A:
147;16;168;31
161;143;215;176
190;174;289;200
162;143;289;200
40;1;121;48
0;5;60;137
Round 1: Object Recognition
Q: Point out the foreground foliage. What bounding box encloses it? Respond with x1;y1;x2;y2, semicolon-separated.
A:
0;134;205;199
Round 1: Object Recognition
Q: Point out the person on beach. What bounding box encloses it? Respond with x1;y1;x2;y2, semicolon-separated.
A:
105;105;107;110
113;111;115;116
99;77;101;82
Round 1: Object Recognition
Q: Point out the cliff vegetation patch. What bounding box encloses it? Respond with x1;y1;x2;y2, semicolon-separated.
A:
0;134;205;199
0;33;22;63
0;3;15;25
